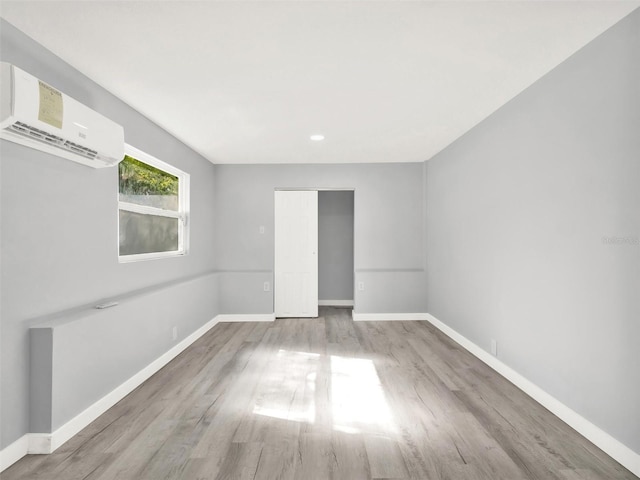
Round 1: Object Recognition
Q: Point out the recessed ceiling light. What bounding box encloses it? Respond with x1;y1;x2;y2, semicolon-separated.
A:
310;134;325;141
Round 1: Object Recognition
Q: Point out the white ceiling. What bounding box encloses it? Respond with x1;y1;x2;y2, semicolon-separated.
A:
1;1;638;165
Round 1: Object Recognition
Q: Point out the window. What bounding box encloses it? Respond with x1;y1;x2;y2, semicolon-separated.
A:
118;145;189;262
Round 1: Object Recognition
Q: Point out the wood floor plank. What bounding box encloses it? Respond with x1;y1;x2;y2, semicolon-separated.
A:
3;307;637;480
214;442;264;480
363;434;409;479
559;468;604;480
331;431;371;480
252;441;297;480
292;432;334;479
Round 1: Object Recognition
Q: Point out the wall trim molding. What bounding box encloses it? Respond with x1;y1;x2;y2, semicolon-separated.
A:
0;434;29;472
28;434;52;454
217;313;276;322
2;311;282;471
424;313;640;478
0;315;222;471
352;312;429;321
318;300;354;307
31;315;221;455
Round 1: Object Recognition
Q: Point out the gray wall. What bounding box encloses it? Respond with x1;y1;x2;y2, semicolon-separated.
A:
318;191;354;302
30;273;218;433
214;163;426;314
0;20;218;448
425;9;640;453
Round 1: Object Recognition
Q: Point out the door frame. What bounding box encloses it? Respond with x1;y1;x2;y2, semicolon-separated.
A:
273;187;356;316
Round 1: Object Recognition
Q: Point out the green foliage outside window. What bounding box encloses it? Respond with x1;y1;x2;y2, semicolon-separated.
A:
119;155;178;196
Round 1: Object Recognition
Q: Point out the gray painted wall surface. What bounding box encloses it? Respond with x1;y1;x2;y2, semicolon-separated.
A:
318;191;354;301
214;163;426;314
426;10;640;453
0;20;218;448
29;329;53;433
30;273;218;433
218;271;273;314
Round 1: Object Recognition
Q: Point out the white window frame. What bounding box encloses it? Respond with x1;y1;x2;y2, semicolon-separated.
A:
118;144;190;263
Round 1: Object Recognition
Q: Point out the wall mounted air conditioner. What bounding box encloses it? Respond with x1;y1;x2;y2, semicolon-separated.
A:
0;62;124;168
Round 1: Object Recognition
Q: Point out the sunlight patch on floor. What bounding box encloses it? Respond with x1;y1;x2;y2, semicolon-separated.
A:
330;355;394;434
252;349;395;435
252;349;318;423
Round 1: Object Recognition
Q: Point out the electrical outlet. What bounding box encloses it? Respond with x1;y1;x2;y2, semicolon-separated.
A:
263;281;270;292
491;339;498;356
172;326;178;341
358;281;365;291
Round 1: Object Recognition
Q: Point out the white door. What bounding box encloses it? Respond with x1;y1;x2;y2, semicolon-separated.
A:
275;190;318;317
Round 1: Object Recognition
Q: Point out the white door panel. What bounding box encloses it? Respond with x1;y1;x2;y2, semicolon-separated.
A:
275;191;318;317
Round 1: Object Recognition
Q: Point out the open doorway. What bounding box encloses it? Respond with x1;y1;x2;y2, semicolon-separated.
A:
318;191;354;308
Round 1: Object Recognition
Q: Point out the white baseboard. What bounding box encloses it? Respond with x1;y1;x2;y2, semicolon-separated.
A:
1;311;276;471
319;300;354;307
352;312;429;321
28;434;52;454
0;434;29;472
0;315;221;470
424;313;640;478
217;313;275;322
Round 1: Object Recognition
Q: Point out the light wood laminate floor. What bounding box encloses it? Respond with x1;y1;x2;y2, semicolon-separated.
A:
4;307;636;480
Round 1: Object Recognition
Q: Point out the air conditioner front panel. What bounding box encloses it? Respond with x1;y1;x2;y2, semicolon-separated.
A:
0;63;124;168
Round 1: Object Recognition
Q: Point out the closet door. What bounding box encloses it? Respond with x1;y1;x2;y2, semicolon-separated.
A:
274;190;318;317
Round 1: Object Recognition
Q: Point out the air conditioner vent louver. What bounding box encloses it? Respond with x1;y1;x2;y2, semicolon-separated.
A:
8;121;99;160
1;62;124;168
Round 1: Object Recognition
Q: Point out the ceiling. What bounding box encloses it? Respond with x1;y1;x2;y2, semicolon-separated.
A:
1;1;638;165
